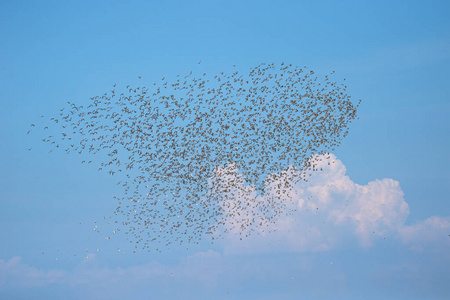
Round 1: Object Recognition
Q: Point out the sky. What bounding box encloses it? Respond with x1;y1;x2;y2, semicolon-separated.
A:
1;0;449;299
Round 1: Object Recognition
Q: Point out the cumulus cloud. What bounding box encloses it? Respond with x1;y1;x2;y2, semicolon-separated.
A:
212;154;435;253
2;155;449;297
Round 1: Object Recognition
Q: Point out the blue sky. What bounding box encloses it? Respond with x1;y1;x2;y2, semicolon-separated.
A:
1;0;449;299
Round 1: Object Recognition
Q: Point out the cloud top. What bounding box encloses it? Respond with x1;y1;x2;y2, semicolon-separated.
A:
213;154;430;253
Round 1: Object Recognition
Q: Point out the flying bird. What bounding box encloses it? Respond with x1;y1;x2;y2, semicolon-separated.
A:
33;62;361;252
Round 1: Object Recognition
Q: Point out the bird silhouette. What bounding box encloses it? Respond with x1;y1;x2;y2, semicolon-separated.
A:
32;62;361;252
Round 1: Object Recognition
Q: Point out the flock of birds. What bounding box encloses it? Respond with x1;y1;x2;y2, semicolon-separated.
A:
30;62;360;253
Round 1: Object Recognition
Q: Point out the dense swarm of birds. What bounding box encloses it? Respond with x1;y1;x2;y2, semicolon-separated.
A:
30;62;360;252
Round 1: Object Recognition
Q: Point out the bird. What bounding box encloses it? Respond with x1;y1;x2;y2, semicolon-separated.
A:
34;62;361;252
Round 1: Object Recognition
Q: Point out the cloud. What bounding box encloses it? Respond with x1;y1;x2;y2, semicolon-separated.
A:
0;257;65;288
0;250;339;300
211;154;428;253
398;216;450;253
327;177;409;246
2;155;449;299
0;251;229;288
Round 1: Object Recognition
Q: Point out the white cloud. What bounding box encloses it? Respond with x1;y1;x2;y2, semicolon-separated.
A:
0;251;225;295
2;155;449;299
327;177;409;246
0;257;65;288
398;216;450;253
212;154;413;252
64;250;226;288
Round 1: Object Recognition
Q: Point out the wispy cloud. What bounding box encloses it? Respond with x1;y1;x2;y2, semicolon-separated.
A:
0;256;65;288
